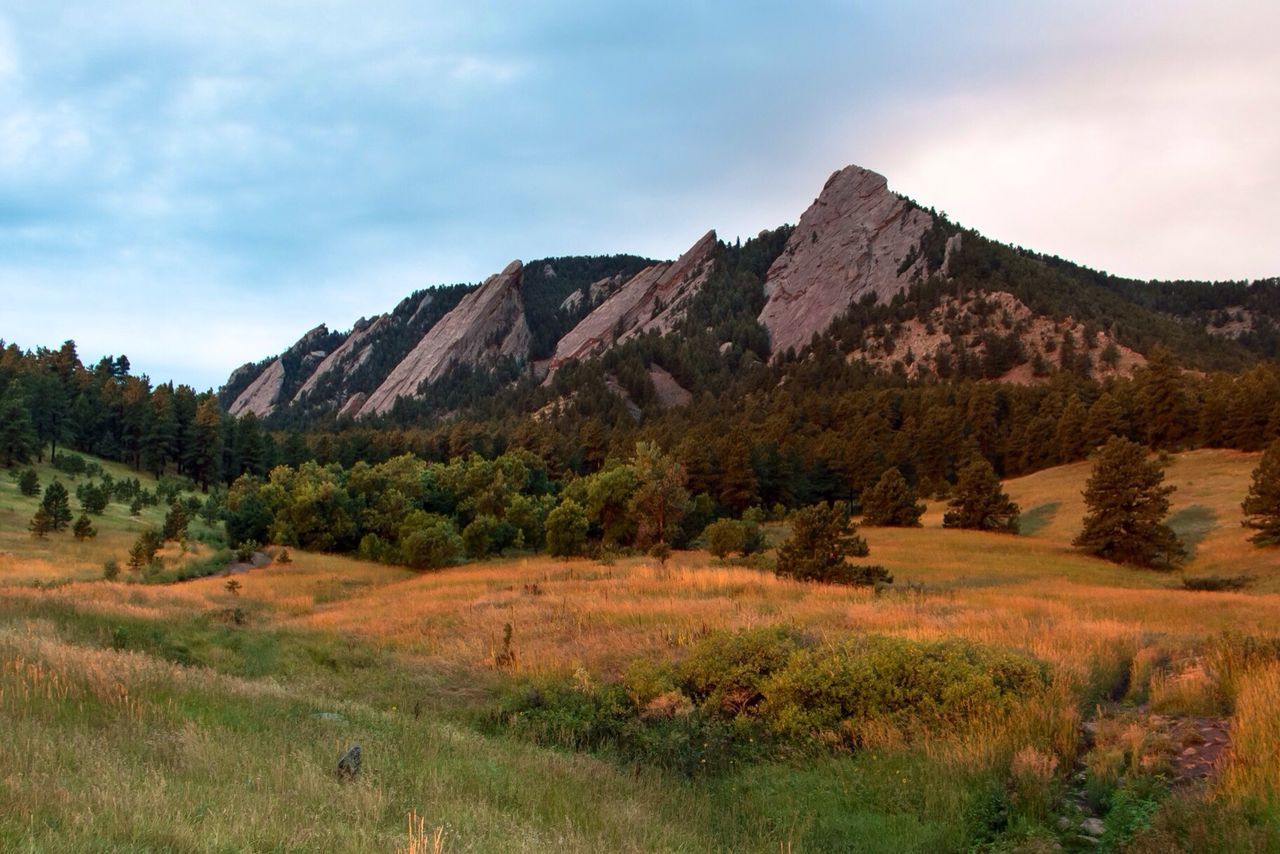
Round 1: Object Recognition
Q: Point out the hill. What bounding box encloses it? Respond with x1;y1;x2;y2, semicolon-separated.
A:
1;450;1277;851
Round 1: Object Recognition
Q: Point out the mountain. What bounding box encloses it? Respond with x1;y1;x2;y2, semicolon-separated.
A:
757;165;952;357
360;260;529;417
220;163;1280;426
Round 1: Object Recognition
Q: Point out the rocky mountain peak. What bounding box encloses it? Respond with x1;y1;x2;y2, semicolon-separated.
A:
758;165;935;357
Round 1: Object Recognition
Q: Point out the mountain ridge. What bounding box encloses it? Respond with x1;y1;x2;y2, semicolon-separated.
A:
219;163;1280;426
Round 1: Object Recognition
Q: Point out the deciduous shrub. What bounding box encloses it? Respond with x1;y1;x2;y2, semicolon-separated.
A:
756;635;1049;747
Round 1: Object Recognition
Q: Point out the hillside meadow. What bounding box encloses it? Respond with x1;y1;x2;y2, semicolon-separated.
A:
1;449;1278;851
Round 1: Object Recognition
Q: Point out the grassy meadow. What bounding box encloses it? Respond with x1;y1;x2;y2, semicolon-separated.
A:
1;449;1279;851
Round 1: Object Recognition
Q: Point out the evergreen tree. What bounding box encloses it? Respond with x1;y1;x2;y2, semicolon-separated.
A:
0;385;38;467
775;502;887;586
1084;392;1127;448
860;467;925;527
1242;439;1280;546
26;368;70;462
29;506;53;538
1139;347;1193;450
943;458;1020;533
162;500;191;542
1055;395;1089;462
128;529;162;570
17;468;40;497
72;513;97;541
716;438;759;513
41;481;73;531
77;482;109;514
186;398;224;491
1074;437;1184;568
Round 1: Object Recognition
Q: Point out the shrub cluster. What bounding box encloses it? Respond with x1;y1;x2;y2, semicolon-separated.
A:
494;627;1049;774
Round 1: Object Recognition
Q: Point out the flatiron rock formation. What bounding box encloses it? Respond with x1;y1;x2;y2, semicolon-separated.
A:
359;260;530;416
759;166;934;357
549;230;717;372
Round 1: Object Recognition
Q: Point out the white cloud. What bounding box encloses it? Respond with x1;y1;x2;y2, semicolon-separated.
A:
860;6;1280;281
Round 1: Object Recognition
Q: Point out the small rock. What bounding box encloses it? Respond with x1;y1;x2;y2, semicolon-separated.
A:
1056;816;1073;831
337;744;361;780
1081;817;1105;837
1182;747;1198;756
312;711;347;723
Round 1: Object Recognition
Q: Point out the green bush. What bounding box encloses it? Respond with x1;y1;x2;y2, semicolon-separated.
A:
492;628;1050;777
702;518;745;559
1181;574;1252;592
758;636;1049;746
545;499;589;557
678;626;807;717
462;513;503;558
398;512;462;569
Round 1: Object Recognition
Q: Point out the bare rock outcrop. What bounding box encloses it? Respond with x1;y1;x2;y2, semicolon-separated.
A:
759;166;934;357
228;358;286;418
549;231;717;372
850;290;1146;383
359;261;530;416
648;365;692;408
337;392;367;420
292;315;386;404
226;324;336;417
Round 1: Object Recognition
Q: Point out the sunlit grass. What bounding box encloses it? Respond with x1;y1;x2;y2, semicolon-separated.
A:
1;447;1277;850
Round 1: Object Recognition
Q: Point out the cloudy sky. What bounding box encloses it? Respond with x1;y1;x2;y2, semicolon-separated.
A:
1;1;1276;389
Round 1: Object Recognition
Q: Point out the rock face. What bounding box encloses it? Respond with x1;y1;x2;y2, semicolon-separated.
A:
292;315;386;404
227;324;334;418
549;231;717;372
228;358;285;418
359;261;530;416
759;166;935;357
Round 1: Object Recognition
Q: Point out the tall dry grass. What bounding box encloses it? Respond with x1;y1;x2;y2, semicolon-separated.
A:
1220;664;1280;810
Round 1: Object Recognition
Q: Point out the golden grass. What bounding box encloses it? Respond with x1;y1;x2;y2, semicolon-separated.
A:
2;448;1278;847
1220;664;1280;808
0;453;220;583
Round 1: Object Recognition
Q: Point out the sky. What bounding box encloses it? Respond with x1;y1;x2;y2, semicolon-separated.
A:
1;1;1277;390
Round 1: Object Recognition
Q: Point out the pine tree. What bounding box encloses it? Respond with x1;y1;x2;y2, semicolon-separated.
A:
1139;347;1193;450
1055;395;1089;462
128;530;162;571
185;398;224;491
1242;439;1280;546
162;500;190;542
1074;437;1184;568
41;481;73;532
17;468;40;497
72;513;97;540
943;458;1020;533
29;506;53;538
860;468;924;527
775;501;885;585
1084;392;1127;448
0;385;39;467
